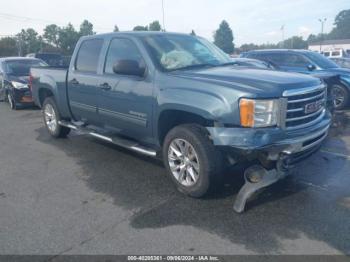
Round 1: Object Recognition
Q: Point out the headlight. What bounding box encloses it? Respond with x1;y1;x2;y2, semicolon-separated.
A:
11;81;28;89
239;98;279;127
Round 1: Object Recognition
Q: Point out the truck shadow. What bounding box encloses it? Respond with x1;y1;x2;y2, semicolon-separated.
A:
35;111;350;254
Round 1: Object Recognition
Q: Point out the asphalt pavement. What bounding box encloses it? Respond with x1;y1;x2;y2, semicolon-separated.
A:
0;102;349;256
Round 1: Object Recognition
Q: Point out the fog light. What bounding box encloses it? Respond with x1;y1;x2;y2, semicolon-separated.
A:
244;165;267;183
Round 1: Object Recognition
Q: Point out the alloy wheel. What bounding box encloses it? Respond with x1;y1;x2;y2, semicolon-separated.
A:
168;138;200;187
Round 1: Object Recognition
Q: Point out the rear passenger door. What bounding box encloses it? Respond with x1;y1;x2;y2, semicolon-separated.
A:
97;37;154;142
68;38;104;125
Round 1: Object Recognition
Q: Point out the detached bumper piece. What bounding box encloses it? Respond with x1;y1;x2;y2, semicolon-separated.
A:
233;158;288;213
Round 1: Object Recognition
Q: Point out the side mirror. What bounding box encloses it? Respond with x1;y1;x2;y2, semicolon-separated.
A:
307;64;316;71
113;60;145;77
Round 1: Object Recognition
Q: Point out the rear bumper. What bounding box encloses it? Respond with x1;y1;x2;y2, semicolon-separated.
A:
207;111;331;159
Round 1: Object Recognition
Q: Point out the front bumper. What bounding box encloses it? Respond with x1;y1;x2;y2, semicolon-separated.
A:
207;111;331;159
13;88;33;104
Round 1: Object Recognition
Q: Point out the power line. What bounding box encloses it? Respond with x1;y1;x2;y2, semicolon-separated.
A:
0;12;112;32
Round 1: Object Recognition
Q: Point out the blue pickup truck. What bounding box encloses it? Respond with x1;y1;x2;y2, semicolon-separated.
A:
31;32;332;212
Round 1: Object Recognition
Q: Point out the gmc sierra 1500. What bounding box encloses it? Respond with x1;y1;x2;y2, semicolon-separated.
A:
31;32;331;212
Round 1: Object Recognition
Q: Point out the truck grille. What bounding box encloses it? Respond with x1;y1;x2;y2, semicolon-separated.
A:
284;85;326;130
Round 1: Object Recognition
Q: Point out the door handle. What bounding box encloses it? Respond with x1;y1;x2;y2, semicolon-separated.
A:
70;78;79;85
100;83;112;91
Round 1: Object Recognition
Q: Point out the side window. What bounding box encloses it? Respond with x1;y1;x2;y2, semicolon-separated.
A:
284;54;309;67
75;39;104;73
104;38;145;74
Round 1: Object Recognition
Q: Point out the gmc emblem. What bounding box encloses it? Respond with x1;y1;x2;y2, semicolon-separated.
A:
305;100;323;114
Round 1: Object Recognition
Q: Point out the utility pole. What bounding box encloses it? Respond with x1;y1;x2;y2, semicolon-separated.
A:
318;18;327;52
162;0;166;32
280;25;285;48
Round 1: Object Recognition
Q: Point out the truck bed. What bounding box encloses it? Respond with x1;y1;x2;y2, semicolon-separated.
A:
30;66;71;118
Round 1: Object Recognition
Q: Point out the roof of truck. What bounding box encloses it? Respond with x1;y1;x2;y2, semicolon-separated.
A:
81;31;196;40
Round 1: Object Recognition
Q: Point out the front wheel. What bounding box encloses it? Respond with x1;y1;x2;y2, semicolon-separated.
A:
42;97;70;138
163;124;223;198
331;84;349;110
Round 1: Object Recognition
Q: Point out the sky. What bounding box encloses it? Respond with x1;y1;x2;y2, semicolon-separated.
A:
0;0;349;46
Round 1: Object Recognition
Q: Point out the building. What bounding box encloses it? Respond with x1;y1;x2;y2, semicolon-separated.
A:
309;39;350;56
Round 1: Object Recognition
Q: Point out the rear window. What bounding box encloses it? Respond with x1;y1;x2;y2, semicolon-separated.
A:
75;39;104;73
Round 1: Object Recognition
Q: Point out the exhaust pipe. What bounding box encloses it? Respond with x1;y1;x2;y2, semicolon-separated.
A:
233;164;287;213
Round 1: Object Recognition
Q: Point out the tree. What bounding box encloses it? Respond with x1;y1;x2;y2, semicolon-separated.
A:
190;30;196;36
329;9;350;39
133;25;148;31
16;28;43;55
0;37;18;57
113;25;120;32
149;21;162;31
58;23;80;54
214;20;234;54
79;20;95;36
279;36;308;49
43;24;60;48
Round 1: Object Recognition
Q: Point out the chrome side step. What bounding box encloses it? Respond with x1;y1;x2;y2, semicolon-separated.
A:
58;120;157;157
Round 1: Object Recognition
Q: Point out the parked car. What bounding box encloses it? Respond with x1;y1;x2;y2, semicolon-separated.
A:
26;53;64;67
0;57;47;109
31;32;331;212
233;57;337;112
331;57;350;69
242;49;350;109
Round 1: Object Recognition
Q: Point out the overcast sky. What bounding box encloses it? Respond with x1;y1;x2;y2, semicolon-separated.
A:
0;0;349;45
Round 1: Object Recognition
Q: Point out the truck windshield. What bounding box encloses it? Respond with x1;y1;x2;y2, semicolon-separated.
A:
304;52;339;69
142;34;232;71
4;60;47;76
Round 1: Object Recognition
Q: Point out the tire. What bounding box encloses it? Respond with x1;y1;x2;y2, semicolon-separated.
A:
163;124;223;198
331;84;349;110
42;97;71;138
7;92;17;110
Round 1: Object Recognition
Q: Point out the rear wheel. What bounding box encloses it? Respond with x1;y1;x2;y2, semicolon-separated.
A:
7;93;16;110
163;124;223;198
331;84;349;110
43;97;70;138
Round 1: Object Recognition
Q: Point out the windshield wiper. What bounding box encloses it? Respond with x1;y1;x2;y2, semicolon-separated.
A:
217;62;239;67
173;63;218;71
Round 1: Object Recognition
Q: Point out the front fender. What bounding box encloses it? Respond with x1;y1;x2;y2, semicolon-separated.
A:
157;87;232;122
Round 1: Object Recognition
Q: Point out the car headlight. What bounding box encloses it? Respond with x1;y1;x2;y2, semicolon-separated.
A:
239;98;279;127
11;81;28;89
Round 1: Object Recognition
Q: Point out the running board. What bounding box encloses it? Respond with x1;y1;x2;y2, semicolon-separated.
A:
58;120;157;157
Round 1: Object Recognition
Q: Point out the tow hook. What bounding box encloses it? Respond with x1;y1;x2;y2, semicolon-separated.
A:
233;158;288;213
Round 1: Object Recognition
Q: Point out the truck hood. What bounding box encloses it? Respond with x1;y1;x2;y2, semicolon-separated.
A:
171;67;320;97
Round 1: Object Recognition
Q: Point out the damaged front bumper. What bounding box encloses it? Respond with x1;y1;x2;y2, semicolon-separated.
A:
207;111;332;213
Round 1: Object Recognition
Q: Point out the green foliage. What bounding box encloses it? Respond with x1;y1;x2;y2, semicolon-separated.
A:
79;20;95;36
329;9;350;39
133;25;148;31
0;37;18;57
214;20;234;54
113;25;120;32
43;24;60;48
16;28;43;55
279;36;308;49
58;23;80;55
149;21;162;31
